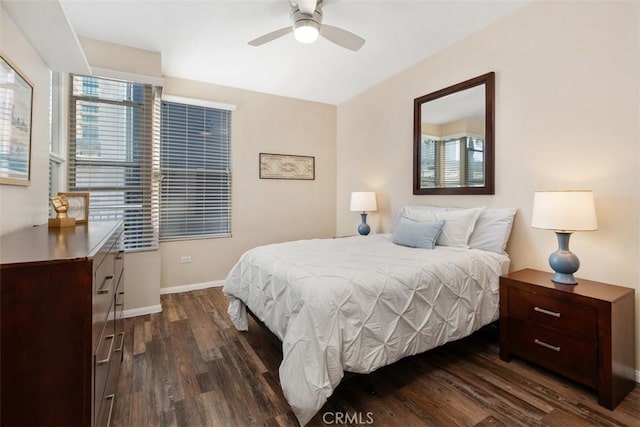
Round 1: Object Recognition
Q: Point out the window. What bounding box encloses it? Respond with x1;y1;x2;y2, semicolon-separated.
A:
420;135;484;188
160;101;232;240
68;75;161;251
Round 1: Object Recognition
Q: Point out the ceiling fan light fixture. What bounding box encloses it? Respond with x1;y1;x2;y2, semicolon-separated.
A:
293;20;320;43
248;2;364;51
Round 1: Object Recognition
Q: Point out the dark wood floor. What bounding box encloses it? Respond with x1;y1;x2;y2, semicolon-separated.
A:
112;288;639;426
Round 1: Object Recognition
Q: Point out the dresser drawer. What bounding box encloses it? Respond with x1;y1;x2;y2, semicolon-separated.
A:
92;257;116;351
507;286;597;340
507;317;597;386
94;298;116;421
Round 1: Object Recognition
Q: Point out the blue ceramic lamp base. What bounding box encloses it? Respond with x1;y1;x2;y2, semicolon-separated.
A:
549;231;580;285
357;213;370;236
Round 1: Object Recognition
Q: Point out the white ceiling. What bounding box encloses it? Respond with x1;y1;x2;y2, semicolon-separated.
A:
58;0;527;105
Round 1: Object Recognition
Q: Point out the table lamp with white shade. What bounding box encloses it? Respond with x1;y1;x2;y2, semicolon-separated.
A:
531;190;598;284
350;191;377;235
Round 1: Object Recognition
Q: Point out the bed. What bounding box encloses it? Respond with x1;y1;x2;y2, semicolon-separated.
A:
223;206;516;425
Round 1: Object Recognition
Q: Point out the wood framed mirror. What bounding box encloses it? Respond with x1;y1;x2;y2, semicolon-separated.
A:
413;72;495;195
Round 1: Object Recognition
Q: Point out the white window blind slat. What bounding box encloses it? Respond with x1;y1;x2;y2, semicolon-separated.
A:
160;101;232;240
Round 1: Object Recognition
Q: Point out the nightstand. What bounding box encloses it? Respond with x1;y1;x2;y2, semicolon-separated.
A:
499;268;636;410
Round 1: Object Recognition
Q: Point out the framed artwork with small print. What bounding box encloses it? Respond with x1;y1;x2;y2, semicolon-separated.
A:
58;192;90;223
259;153;315;180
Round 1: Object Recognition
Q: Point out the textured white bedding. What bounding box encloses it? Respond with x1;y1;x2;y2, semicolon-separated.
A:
223;234;510;425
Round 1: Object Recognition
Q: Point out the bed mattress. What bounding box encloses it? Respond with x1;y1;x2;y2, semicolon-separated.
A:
223;234;510;425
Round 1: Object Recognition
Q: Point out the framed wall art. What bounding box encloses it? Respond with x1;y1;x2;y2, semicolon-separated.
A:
0;54;33;186
259;153;315;180
58;192;90;223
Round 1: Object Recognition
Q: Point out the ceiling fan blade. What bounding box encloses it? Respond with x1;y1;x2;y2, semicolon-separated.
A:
297;0;318;15
248;27;292;47
320;24;365;51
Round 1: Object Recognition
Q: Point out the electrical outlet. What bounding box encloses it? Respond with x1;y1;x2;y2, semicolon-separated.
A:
180;255;192;264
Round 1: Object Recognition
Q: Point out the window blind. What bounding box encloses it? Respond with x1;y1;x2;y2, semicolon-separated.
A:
68;75;161;251
160;101;231;240
441;138;463;186
420;138;436;187
466;137;485;186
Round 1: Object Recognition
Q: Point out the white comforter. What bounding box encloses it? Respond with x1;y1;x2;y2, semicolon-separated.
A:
223;234;510;425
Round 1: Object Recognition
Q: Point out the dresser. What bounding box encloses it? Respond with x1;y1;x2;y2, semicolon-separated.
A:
499;268;635;410
0;221;125;426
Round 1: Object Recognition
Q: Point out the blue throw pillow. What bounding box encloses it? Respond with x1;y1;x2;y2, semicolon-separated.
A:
392;216;446;249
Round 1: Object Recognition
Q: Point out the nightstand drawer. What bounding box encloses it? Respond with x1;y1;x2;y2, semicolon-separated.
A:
507;317;597;386
507;286;597;340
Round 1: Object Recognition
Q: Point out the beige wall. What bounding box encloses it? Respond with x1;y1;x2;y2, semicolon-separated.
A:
337;0;639;366
79;37;162;79
160;77;337;289
422;117;484;138
0;7;51;234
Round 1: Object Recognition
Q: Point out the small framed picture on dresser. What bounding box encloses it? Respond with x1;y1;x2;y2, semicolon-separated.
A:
58;192;90;223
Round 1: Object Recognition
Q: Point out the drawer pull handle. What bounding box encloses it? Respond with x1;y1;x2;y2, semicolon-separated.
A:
98;276;114;295
534;338;561;352
97;334;115;364
534;306;561;318
104;394;115;427
115;331;125;352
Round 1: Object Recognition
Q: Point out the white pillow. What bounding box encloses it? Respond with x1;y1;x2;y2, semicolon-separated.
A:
390;205;449;232
406;207;484;248
468;208;517;253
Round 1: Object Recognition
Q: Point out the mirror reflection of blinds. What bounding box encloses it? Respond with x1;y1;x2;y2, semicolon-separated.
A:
160;102;232;240
466;138;484;186
68;75;161;251
421;136;484;188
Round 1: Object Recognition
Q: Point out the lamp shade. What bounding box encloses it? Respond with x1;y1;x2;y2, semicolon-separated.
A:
531;190;598;232
350;192;377;212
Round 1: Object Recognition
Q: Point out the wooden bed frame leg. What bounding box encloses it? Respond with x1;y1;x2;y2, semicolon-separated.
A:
367;373;376;395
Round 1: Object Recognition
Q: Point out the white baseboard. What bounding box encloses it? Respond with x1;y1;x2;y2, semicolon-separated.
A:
160;280;224;295
122;281;223;319
123;304;162;319
636;369;640;384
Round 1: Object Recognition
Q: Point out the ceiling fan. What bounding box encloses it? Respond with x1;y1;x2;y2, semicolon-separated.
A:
248;0;365;51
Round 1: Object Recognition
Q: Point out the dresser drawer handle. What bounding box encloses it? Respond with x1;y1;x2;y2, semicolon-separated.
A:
98;276;114;295
116;291;125;307
534;338;561;352
534;306;561;318
115;331;125;352
97;334;115;364
104;393;115;427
